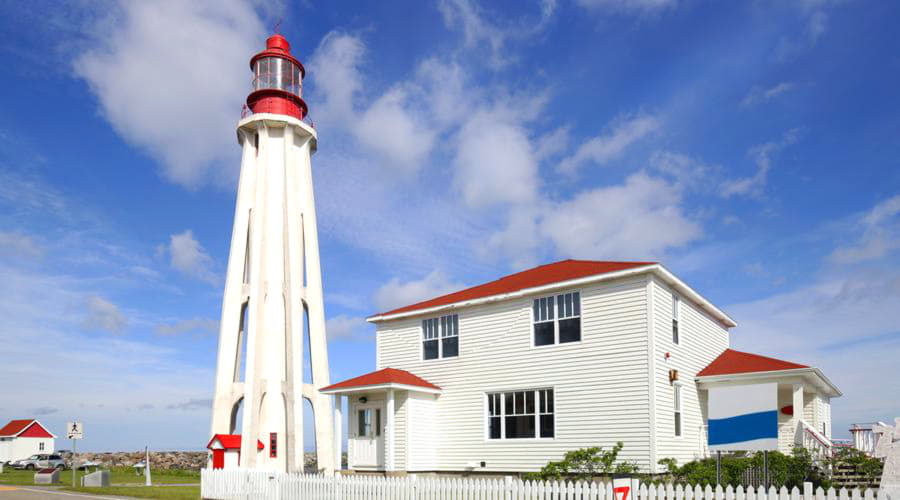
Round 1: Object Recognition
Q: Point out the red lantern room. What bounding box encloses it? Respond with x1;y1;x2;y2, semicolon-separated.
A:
246;34;308;120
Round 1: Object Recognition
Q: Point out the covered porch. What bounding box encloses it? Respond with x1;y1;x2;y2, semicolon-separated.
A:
320;368;441;473
696;349;842;460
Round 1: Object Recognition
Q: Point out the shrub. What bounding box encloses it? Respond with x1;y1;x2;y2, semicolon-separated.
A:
657;448;831;489
524;442;640;481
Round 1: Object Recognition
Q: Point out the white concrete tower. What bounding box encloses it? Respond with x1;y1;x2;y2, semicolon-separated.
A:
209;33;334;473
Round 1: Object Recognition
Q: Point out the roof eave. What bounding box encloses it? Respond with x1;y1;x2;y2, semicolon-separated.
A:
367;264;737;328
320;382;442;395
696;367;842;397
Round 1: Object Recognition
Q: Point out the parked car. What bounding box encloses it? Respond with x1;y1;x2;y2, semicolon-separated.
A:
11;454;66;470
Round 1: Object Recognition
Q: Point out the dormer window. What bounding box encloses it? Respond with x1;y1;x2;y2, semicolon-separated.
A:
533;291;581;347
422;314;459;360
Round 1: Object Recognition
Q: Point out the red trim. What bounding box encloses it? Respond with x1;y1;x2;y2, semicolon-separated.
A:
781;405;794;416
375;260;655;317
269;432;277;458
698;349;809;377
321;367;441;392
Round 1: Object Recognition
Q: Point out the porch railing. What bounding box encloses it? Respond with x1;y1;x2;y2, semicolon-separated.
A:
798;419;833;460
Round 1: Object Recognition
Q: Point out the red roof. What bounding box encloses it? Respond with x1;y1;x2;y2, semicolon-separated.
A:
698;349;809;377
0;419;53;438
321;367;441;392
206;434;264;450
0;419;35;437
376;260;655;317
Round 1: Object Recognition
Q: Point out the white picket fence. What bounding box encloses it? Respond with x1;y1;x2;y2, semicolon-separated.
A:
201;469;889;500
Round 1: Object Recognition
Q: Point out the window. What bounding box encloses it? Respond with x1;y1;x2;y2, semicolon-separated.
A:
672;294;680;345
674;383;682;437
487;389;554;440
358;409;372;437
422;314;459;360
357;408;381;437
39;442;44;451
269;432;277;458
533;292;581;346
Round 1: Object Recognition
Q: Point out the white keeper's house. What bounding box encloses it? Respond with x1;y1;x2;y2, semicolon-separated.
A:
0;419;56;463
321;260;841;474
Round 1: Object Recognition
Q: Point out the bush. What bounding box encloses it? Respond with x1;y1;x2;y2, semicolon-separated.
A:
524;442;640;481
658;448;831;489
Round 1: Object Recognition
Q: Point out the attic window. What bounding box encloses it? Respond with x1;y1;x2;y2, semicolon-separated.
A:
422;314;459;360
533;292;581;347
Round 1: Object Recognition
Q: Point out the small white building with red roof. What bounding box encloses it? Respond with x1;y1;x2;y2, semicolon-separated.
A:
322;259;841;474
0;419;56;463
206;434;264;470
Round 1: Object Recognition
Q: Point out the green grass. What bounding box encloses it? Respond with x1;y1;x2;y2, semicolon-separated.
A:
0;466;200;486
61;485;200;499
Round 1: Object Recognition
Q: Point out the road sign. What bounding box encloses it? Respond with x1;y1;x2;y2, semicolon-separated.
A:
66;422;83;440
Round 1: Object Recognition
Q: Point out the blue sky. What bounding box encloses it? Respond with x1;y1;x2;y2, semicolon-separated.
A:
1;0;899;453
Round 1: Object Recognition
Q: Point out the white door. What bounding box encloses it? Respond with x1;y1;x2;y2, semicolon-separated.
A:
351;404;384;468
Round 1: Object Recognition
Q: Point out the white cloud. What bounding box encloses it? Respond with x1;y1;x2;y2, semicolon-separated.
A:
155;318;219;337
308;33;435;170
574;0;677;14
355;88;436;171
373;270;466;312
648;150;720;191
540;172;702;259
0;231;43;258
774;1;844;62
740;82;796;108
453;112;539;208
82;295;127;334
829;195;900;264
74;0;266;188
437;0;557;69
720;128;801;198
558;113;661;174
161;230;219;285
325;315;372;342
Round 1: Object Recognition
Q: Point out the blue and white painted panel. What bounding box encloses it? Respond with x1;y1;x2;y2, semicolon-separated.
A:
708;383;778;451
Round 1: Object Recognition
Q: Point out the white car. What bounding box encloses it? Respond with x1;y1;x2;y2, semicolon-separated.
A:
11;454;66;470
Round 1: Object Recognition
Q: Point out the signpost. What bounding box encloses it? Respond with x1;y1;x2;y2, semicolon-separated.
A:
66;422;83;487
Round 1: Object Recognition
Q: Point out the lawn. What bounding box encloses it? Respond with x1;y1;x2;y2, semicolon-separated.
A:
61;485;201;499
0;466;200;486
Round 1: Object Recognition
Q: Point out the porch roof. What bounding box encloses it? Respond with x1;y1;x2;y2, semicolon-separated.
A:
696;349;841;397
320;367;442;395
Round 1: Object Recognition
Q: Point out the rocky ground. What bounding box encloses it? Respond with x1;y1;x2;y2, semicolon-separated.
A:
57;451;336;472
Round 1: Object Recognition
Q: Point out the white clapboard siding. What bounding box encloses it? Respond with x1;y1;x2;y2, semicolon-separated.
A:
202;470;888;500
377;275;653;472
650;278;730;471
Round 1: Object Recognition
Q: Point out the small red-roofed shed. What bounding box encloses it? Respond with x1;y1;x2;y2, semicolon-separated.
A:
207;434;264;469
0;419;56;463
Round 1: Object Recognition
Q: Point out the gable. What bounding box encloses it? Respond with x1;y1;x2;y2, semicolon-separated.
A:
18;423;53;438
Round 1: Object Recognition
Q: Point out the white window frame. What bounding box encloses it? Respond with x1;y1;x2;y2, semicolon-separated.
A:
531;291;582;348
484;387;556;441
421;314;459;361
672;294;680;345
674;382;683;438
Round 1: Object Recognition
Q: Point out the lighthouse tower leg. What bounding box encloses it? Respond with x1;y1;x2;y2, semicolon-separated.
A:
209;114;333;473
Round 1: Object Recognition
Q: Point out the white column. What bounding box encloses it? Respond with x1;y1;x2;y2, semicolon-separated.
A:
386;389;395;472
333;395;343;473
792;383;804;446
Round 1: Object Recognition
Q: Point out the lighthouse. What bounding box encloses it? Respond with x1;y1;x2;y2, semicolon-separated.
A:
208;33;334;473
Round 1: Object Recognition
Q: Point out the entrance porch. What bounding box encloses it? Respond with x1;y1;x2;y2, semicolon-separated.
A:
320;368;442;473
